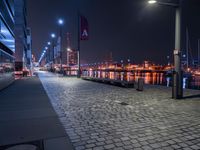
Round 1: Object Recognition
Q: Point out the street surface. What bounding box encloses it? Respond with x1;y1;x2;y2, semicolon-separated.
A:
39;71;200;150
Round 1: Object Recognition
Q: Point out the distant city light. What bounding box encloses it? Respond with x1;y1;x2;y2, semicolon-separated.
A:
67;48;72;52
148;0;157;4
47;42;51;45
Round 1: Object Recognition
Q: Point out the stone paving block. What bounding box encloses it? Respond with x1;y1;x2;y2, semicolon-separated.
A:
75;145;85;150
190;145;200;150
105;140;113;144
85;143;96;148
115;142;124;147
93;146;105;150
123;145;134;149
104;144;115;149
97;138;106;142
120;137;129;141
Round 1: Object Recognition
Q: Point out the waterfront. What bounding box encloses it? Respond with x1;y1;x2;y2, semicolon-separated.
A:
81;70;200;90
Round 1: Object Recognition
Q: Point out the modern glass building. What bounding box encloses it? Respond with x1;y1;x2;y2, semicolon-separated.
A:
14;0;28;72
0;0;15;90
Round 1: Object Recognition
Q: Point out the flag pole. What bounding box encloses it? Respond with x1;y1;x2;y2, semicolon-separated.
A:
77;11;81;78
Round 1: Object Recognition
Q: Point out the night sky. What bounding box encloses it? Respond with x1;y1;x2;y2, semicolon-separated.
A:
27;0;200;65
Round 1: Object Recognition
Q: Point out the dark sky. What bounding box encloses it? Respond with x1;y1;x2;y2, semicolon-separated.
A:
27;0;200;65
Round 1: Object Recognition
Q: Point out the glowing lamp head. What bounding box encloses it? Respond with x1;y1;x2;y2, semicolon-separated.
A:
58;19;64;25
47;42;51;45
45;47;48;50
51;33;56;38
148;0;157;4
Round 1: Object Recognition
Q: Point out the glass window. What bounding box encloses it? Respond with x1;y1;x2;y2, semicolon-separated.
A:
0;18;15;52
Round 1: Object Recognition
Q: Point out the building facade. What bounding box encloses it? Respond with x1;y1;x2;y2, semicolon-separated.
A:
14;0;28;72
0;0;15;90
0;0;30;90
67;49;78;66
26;27;32;73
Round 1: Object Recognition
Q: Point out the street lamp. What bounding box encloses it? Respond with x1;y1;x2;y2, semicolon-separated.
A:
198;39;200;71
51;33;56;71
51;33;56;38
47;42;51;64
44;46;48;64
58;18;64;73
148;0;157;4
148;0;182;99
58;19;64;25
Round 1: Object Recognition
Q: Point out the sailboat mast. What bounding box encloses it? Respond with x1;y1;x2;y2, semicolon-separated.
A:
198;39;200;70
186;28;189;69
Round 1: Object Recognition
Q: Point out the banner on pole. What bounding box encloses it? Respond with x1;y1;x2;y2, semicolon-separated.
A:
80;15;89;40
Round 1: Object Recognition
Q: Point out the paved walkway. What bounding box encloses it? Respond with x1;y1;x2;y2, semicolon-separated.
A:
39;71;200;150
0;76;73;150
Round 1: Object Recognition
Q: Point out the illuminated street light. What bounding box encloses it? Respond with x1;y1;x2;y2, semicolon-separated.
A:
57;18;64;73
58;18;64;25
148;0;157;4
51;33;56;38
47;42;51;64
51;33;56;67
148;0;182;99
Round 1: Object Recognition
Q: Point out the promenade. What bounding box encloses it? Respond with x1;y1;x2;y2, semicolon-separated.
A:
0;76;73;150
38;71;200;150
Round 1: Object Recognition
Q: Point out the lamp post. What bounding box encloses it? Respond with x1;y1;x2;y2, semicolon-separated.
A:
198;39;200;71
47;42;51;64
51;33;56;63
45;46;48;65
148;0;183;99
58;18;64;73
51;33;56;72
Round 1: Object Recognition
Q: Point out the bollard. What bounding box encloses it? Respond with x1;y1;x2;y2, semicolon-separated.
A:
136;78;144;91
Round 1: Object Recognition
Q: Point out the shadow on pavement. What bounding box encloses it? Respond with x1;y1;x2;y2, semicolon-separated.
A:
183;94;200;100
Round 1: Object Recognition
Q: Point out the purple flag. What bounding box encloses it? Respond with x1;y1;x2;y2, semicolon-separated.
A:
80;15;89;40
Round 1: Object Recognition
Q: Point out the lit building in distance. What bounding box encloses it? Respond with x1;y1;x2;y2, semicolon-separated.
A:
67;49;78;66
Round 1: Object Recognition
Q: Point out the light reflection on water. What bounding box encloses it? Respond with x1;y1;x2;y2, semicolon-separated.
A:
82;70;200;90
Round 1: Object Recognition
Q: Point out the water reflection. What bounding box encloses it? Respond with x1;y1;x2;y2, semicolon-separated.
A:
82;70;200;90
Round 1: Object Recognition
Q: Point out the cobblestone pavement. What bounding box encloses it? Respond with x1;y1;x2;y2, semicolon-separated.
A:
39;71;200;150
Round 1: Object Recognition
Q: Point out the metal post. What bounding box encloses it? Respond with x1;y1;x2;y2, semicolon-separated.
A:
173;4;183;99
60;26;62;73
186;28;189;69
48;48;50;64
198;39;200;70
52;39;54;64
77;12;81;78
